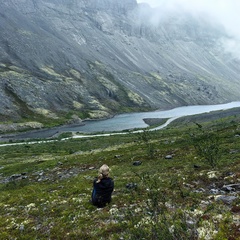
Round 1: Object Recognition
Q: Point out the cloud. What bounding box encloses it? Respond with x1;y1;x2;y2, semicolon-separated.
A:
136;0;240;38
136;0;240;58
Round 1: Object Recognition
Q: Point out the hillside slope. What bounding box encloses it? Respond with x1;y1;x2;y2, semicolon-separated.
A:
0;0;240;124
0;113;240;239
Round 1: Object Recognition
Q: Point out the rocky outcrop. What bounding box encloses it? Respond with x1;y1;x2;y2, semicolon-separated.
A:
0;0;240;125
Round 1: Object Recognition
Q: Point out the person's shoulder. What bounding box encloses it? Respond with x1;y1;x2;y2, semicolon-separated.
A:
109;177;114;184
102;177;114;184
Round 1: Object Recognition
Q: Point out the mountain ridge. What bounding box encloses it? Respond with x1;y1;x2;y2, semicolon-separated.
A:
0;0;240;126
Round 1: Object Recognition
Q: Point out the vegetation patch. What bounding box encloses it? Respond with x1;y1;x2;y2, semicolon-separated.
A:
0;115;239;239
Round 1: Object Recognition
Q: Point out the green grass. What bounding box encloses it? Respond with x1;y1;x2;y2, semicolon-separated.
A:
0;116;240;239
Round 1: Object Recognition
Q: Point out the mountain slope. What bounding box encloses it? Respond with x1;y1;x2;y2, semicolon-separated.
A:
0;0;240;124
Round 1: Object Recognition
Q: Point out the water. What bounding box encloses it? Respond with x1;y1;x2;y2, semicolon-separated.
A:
1;101;240;141
61;101;240;133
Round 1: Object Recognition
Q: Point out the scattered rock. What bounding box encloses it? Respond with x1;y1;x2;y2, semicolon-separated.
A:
0;165;92;184
0;172;29;183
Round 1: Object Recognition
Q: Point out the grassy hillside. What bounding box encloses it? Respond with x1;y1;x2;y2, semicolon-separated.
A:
0;114;240;239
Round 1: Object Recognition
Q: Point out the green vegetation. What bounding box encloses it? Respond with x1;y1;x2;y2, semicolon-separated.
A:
0;115;240;239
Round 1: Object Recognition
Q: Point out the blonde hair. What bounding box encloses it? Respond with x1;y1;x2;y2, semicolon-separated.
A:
96;164;110;183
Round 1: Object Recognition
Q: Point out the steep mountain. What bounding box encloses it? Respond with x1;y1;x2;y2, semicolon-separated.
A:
0;0;240;124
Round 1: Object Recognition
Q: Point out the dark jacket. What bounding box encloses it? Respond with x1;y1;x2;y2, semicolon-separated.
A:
91;177;114;208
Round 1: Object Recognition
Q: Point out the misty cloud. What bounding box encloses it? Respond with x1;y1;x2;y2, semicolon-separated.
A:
136;0;240;58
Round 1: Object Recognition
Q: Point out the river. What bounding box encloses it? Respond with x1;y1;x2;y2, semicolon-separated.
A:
1;101;240;141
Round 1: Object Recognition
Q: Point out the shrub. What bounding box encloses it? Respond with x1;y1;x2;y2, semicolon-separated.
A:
189;123;222;168
136;130;156;159
118;173;198;239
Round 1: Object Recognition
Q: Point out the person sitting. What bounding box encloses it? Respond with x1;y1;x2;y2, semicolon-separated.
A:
91;164;114;208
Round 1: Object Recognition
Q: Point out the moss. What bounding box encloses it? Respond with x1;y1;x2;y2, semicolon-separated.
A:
89;110;110;119
150;72;163;80
127;91;145;105
69;69;82;79
33;108;58;119
72;101;84;110
40;66;62;78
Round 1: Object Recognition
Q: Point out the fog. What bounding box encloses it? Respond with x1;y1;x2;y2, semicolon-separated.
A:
136;0;240;58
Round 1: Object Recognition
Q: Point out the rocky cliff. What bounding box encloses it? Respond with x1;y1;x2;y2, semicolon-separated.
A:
0;0;240;125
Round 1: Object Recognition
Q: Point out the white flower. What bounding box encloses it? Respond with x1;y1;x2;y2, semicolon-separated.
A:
134;208;142;213
26;203;36;210
134;216;154;228
207;171;218;179
72;198;83;203
109;207;119;215
197;221;217;240
169;225;175;233
233;215;240;224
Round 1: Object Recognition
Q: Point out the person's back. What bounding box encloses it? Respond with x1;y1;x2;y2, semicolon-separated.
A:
91;164;114;208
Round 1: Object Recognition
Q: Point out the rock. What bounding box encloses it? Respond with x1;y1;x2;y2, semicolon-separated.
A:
193;188;206;193
230;149;238;154
19;224;25;231
209;189;225;195
222;184;240;191
165;155;173;159
221;185;236;192
133;161;142;166
1;173;29;183
231;206;240;213
193;164;201;169
126;183;137;189
216;195;238;205
10;174;22;180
